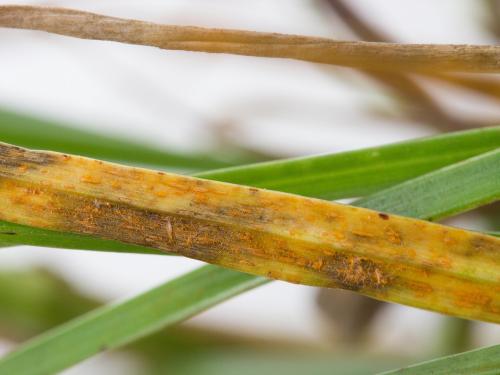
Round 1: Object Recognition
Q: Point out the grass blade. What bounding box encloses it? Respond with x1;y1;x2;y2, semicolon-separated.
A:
356;149;500;221
0;107;237;171
197;127;500;200
0;142;498;322
379;344;500;375
1;127;498;251
0;266;266;375
0;268;405;374
0;145;497;375
1;6;499;73
0;221;159;255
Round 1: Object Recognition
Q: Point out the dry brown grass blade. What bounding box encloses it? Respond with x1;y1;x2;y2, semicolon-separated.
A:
0;143;499;323
0;5;499;73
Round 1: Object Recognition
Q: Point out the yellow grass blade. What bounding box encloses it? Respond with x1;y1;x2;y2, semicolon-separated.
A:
0;142;499;323
0;6;499;73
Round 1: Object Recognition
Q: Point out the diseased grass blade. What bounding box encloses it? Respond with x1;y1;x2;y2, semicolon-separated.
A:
0;107;237;171
0;142;498;323
379;344;500;375
0;144;496;375
0;6;499;73
1;127;498;251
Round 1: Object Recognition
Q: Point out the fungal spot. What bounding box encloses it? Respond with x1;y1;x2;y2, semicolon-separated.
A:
406;280;433;297
0;144;55;168
385;227;402;245
468;236;499;256
249;187;259;195
80;174;102;184
155;190;168;198
17;164;29;173
323;253;390;291
166;219;174;242
378;213;389;220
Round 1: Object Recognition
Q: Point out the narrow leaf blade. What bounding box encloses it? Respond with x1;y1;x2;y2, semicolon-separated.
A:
379;344;500;375
0;107;235;171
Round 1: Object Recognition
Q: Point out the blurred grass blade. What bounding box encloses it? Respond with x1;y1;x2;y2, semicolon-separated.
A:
379;344;500;375
0;266;266;375
0;268;405;374
0;145;498;375
1;6;500;73
1;127;498;251
0;107;240;171
0;142;499;322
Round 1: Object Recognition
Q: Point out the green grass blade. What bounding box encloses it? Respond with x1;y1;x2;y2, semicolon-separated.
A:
0;148;496;375
356;148;500;221
0;107;236;171
197;126;500;200
0;267;266;375
1;127;498;251
0;221;159;255
379;344;500;375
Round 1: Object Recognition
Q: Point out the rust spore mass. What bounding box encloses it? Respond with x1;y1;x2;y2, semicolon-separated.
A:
324;253;390;291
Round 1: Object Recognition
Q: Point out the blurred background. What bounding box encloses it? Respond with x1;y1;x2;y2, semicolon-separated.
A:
0;0;499;374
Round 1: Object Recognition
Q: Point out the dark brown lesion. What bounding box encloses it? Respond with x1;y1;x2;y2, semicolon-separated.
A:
378;213;390;220
0;143;56;169
468;235;500;257
321;252;392;291
51;190;258;265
